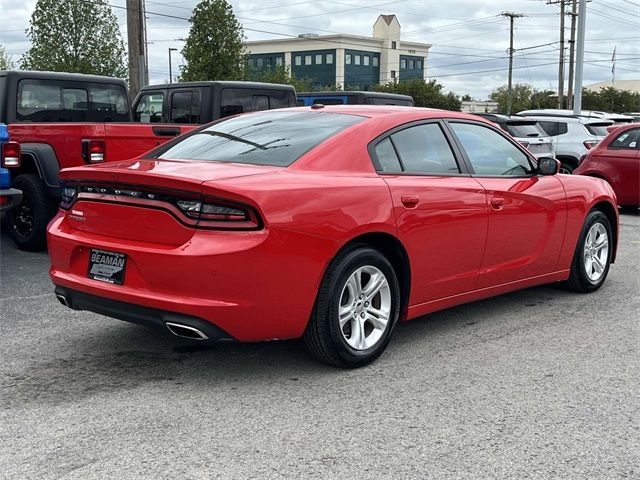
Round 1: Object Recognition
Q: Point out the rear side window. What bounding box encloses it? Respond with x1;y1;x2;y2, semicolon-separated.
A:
17;79;129;122
609;128;640;149
170;90;201;124
156;111;363;167
220;88;296;118
135;92;164;123
364;97;413;106
537;120;567;137
308;97;345;105
390;123;459;174
374;138;402;173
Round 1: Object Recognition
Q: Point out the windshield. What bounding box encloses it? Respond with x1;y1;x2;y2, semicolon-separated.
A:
156;111;364;166
505;122;546;138
585;123;613;136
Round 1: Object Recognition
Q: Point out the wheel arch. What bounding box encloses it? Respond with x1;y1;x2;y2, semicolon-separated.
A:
15;143;61;196
333;232;411;320
591;200;619;263
556;154;579;171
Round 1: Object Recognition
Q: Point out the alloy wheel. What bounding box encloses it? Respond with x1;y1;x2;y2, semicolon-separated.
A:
583;222;609;284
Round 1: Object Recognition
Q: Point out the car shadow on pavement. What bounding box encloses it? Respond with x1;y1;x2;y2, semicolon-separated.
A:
3;283;569;409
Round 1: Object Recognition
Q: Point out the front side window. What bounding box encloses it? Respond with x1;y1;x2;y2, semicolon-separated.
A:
134;92;164;123
156;111;364;167
170;90;201;124
450;122;533;176
609;128;640;149
390;123;459;174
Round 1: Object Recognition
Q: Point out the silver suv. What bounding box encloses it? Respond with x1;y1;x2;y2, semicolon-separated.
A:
516;111;614;173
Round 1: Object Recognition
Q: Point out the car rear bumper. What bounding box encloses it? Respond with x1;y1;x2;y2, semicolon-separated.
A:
47;213;336;342
53;285;236;341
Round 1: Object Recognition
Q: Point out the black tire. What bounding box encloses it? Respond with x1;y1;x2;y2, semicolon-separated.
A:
559;162;575;174
5;174;57;251
303;246;401;368
563;210;613;293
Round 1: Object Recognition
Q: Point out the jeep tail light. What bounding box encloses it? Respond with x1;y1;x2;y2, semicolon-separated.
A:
176;197;261;230
81;139;106;163
583;140;598;150
1;141;21;167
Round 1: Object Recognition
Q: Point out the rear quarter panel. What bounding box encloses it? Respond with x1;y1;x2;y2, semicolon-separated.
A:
555;175;619;269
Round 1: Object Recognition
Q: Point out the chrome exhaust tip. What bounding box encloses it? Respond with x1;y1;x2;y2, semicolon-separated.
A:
56;293;69;307
165;322;209;341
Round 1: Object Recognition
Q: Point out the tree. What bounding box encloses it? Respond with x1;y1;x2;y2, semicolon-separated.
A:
489;84;555;114
20;0;126;77
372;79;462;111
249;64;314;92
582;87;640;112
180;0;246;81
0;44;15;70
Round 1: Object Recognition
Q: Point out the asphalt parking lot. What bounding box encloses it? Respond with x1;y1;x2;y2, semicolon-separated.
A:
1;210;638;480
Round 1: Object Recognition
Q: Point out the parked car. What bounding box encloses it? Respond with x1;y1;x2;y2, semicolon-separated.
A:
297;91;413;106
574;123;640;207
1;71;296;250
0;123;22;214
516;111;614;173
48;106;619;368
472;114;555;159
132;81;297;123
519;108;635;124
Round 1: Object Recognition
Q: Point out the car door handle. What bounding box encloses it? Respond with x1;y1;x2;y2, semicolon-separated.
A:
152;126;182;137
490;197;505;209
401;195;419;207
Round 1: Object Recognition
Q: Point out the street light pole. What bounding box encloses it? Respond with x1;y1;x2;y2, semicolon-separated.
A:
168;48;178;84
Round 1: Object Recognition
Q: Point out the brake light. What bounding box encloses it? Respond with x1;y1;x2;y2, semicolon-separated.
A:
60;186;78;210
176;197;261;230
81;139;105;163
584;140;598;150
1;141;21;167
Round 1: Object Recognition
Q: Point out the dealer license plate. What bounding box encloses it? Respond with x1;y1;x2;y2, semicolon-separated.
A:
88;249;127;285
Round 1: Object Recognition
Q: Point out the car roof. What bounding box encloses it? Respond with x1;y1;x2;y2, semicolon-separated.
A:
0;69;127;85
282;104;487;121
140;81;296;91
297;91;413;100
518;113;613;126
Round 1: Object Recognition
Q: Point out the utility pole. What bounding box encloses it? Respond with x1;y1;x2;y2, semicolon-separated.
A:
566;0;578;109
126;0;147;97
548;0;567;108
502;12;525;116
573;0;587;114
168;48;178;84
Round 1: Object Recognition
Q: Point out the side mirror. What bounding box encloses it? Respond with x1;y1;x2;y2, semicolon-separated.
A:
537;157;560;176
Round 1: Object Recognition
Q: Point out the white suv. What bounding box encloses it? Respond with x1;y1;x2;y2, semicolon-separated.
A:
516;111;614;173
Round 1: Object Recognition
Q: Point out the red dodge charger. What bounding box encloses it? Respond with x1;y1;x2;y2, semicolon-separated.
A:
48;106;619;367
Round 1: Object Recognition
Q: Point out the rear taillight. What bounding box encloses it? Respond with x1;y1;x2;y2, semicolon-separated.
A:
60;186;78;210
176;197;261;230
583;140;598;150
81;139;105;163
1;141;21;167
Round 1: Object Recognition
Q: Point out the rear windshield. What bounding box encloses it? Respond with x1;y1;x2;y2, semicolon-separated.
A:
17;79;129;122
505;122;545;138
585;123;613;136
156;111;364;166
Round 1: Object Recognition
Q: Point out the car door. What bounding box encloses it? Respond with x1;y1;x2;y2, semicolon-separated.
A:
446;121;568;288
599;127;640;206
372;121;489;304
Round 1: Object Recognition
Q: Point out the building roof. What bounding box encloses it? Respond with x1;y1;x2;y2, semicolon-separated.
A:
379;14;397;25
585;80;640;94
